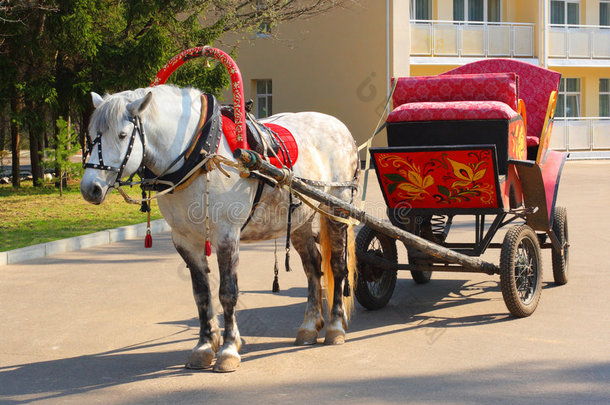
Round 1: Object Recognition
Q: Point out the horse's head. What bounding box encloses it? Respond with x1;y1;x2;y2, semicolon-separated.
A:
81;90;153;204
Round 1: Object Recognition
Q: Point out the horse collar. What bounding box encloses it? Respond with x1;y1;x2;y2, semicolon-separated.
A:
141;93;222;192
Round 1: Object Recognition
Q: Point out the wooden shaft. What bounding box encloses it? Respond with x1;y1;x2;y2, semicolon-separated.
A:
234;149;500;275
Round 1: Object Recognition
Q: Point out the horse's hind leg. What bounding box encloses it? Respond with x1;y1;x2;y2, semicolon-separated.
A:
292;218;325;345
173;232;220;370
322;217;350;345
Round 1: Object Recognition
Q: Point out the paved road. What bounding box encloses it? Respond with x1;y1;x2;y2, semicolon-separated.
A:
1;161;609;404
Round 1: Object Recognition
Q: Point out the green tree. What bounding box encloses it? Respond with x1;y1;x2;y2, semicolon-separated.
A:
1;1;58;187
43;117;81;196
1;1;348;188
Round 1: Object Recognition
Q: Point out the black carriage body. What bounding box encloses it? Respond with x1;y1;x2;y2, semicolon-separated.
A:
386;119;513;175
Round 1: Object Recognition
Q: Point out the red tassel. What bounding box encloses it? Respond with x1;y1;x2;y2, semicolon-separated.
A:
144;230;152;248
205;240;212;256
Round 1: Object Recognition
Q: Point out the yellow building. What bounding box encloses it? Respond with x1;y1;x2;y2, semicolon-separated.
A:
224;0;610;156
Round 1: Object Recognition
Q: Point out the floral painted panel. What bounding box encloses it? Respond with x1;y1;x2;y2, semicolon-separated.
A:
374;148;499;209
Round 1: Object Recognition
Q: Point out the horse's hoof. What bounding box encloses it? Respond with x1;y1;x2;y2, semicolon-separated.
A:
213;347;241;373
185;343;216;370
324;328;346;345
295;329;318;345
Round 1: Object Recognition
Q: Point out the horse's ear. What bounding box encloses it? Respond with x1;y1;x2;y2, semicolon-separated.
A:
127;92;153;117
91;92;104;109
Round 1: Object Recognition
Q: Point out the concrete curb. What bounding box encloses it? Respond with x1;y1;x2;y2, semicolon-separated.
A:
1;219;171;266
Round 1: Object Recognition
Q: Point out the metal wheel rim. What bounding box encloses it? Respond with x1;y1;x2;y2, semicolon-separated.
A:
515;236;538;304
366;237;395;299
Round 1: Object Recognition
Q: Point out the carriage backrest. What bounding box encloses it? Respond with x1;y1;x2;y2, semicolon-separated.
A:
442;59;561;141
392;73;518;112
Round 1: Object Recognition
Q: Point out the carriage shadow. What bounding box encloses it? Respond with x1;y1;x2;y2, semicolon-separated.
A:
238;277;512;335
235;277;513;353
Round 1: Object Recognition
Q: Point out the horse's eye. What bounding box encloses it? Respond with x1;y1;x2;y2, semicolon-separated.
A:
119;132;127;139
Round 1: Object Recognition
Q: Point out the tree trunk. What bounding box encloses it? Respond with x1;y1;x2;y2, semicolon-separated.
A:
29;130;42;185
28;103;43;186
0;105;7;175
10;95;22;188
59;168;63;197
0;104;7;152
40;106;49;180
81;109;91;155
60;116;71;197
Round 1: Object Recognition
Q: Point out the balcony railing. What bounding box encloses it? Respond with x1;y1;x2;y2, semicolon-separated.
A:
410;20;535;58
549;24;610;59
551;117;610;151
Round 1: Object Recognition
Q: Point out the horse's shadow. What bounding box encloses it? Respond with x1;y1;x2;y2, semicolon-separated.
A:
0;277;513;403
0;340;193;403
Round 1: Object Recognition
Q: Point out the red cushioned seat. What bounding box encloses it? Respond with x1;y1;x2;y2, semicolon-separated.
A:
392;73;518;111
387;100;518;123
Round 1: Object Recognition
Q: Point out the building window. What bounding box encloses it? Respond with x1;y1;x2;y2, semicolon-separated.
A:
411;0;432;20
601;0;610;26
255;0;271;37
257;20;272;37
453;0;501;22
256;79;272;118
550;0;580;25
556;78;581;117
600;79;610;117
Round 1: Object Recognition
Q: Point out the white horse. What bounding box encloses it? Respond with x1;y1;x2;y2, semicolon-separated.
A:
80;84;359;372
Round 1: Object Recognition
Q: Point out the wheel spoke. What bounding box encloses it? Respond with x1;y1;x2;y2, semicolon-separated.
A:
513;239;537;302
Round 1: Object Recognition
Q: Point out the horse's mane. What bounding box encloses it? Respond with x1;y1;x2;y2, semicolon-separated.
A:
89;85;195;134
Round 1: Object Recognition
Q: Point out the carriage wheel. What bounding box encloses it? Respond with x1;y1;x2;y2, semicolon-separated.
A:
355;225;398;310
411;268;432;284
551;206;569;286
499;225;542;318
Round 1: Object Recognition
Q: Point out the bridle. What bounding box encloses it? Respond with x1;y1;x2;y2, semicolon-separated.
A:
82;93;226;199
82;115;147;188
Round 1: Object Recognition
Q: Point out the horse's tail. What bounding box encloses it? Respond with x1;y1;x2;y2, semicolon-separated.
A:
320;217;357;320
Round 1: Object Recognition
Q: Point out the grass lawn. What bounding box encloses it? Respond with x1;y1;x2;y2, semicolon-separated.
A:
0;180;163;252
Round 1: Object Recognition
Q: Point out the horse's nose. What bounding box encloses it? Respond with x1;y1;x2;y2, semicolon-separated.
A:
81;182;104;205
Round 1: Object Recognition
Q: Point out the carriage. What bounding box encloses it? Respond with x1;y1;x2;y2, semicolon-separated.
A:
233;57;570;319
352;59;569;317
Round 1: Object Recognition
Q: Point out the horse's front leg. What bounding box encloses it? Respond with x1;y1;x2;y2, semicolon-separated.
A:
173;232;220;370
213;227;242;372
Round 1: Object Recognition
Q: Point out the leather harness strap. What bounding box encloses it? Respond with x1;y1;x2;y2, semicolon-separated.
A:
185;95;209;161
240;178;267;232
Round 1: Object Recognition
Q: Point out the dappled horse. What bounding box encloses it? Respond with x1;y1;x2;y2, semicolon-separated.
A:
80;84;359;372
